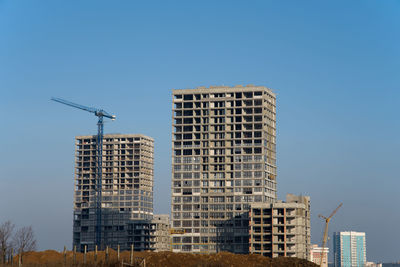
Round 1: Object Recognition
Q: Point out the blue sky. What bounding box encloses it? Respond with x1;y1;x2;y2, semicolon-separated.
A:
0;0;399;262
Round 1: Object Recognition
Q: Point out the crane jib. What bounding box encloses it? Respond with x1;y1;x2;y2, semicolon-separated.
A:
51;96;116;249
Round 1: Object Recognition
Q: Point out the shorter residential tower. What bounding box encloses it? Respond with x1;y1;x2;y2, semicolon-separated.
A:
249;194;310;259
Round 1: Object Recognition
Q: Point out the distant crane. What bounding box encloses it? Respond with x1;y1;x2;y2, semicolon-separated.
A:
51;97;116;249
318;203;342;267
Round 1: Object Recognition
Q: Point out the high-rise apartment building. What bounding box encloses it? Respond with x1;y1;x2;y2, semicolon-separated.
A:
249;194;310;259
333;231;366;267
171;85;277;253
73;134;154;251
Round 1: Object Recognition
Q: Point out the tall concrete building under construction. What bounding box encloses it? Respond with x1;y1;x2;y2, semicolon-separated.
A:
171;85;277;253
73;134;154;251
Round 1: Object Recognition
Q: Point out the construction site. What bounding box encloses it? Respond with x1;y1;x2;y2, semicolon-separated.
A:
45;87;339;266
3;1;395;265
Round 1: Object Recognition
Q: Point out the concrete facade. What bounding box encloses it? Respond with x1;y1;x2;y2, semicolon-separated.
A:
126;220;155;251
248;194;310;259
151;214;171;251
73;134;154;251
171;85;277;254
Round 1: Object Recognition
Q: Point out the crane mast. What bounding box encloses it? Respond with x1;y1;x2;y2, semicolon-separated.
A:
318;203;342;267
51;97;116;250
96;116;104;250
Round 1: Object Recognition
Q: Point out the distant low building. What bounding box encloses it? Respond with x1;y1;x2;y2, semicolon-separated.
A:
382;263;400;267
152;214;171;251
366;262;382;267
309;244;329;267
249;194;310;259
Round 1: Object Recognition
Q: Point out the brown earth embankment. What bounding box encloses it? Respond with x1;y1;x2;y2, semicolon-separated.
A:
6;250;319;267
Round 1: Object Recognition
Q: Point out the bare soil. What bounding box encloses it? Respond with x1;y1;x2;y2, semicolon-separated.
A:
6;250;319;267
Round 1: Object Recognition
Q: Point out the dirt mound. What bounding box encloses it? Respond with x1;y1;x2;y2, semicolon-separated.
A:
9;250;318;267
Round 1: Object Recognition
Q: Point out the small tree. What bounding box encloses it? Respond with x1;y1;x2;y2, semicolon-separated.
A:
13;226;37;257
0;220;15;264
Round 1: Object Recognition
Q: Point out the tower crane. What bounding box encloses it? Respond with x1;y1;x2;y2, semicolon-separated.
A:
318;203;342;267
51;97;116;249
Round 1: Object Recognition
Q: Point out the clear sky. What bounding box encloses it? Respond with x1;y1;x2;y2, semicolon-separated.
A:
0;0;399;263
